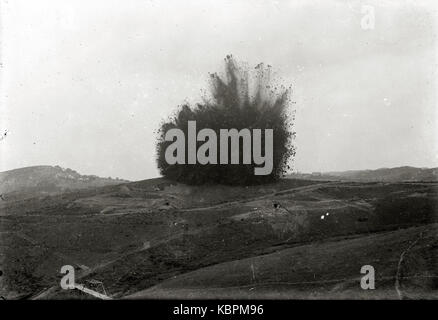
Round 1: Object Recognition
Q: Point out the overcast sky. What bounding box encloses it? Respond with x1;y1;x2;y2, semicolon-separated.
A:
1;0;437;180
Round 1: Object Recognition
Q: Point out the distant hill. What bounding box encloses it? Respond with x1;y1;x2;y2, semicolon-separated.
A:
289;166;438;182
0;165;128;196
1;165;437;299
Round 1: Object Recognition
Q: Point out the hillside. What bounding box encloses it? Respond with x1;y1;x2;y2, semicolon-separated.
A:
290;166;438;182
0;172;436;299
127;224;438;299
0;166;128;197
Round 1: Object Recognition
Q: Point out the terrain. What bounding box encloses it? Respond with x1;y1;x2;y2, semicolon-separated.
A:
290;166;438;182
0;167;437;299
0;166;128;200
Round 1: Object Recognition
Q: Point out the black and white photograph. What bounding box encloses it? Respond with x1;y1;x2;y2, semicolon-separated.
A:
0;0;437;308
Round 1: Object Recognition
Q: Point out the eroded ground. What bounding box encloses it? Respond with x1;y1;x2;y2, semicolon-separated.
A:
0;179;436;299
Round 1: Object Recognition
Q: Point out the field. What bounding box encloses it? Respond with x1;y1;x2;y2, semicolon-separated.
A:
0;178;437;299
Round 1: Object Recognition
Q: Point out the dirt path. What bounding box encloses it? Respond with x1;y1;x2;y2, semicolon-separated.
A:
179;182;338;213
394;232;423;299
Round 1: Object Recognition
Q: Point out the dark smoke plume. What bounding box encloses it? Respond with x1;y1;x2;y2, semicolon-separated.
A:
156;55;296;185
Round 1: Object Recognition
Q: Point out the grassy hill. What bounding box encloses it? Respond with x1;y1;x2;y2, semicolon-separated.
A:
0;173;437;299
290;166;438;182
0;166;127;199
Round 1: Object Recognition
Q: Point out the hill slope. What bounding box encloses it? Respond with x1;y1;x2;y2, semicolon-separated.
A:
0;166;128;197
1;174;436;299
290;166;438;182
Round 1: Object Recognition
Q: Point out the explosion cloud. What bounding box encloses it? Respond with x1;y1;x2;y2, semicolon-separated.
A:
156;55;296;185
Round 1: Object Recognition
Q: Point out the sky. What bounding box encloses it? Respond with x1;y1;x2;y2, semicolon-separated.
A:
0;0;437;181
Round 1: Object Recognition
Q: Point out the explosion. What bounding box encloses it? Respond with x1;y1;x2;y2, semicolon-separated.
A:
156;55;296;185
